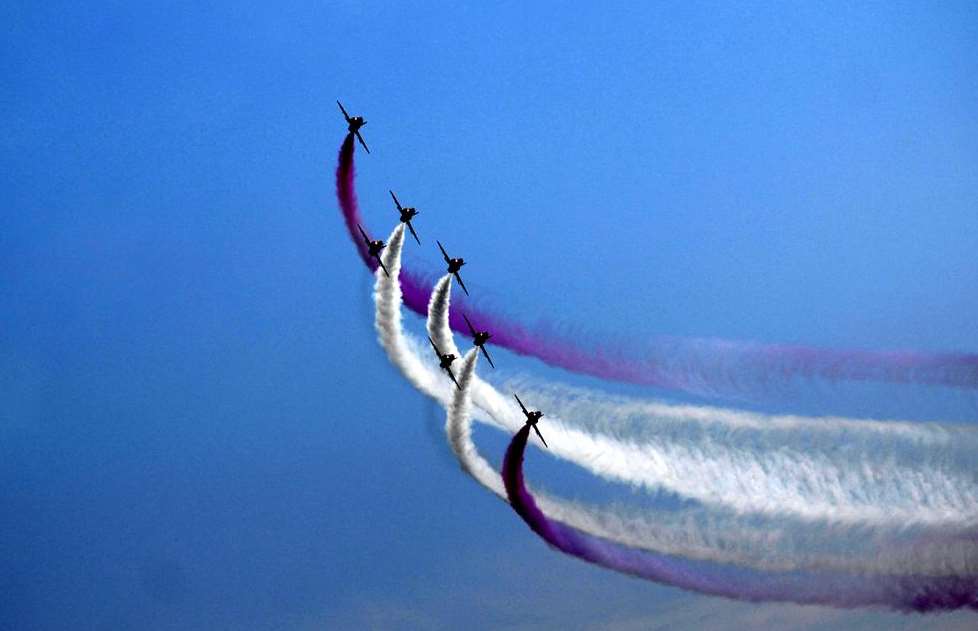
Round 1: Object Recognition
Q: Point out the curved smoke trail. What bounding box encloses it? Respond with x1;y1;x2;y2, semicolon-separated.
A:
444;343;978;581
376;224;820;573
446;348;505;499
502;425;978;612
356;140;978;607
380;220;977;579
427;273;978;531
373;222;758;570
336;133;978;395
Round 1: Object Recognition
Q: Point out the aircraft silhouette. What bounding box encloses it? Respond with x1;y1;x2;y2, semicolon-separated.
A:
357;224;389;277
389;190;421;245
462;313;494;368
337;100;369;154
514;394;548;448
428;336;461;390
437;240;468;296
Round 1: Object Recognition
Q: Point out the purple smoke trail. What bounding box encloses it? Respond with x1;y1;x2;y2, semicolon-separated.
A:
336;134;978;395
501;425;978;611
335;135;670;389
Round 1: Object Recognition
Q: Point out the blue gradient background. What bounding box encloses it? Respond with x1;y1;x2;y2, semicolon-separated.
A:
2;2;977;629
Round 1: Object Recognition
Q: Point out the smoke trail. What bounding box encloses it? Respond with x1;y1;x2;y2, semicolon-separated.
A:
388;227;978;575
370;222;978;603
426;273;978;530
446;348;506;498
337;133;373;267
430;267;978;576
336;135;978;395
441;335;922;577
373;224;746;570
371;222;469;415
358;162;978;604
388;232;823;571
440;333;848;576
498;375;978;528
502;426;978;611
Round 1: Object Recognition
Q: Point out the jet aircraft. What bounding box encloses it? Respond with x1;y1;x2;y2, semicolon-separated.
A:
357;224;389;277
437;240;469;296
389;190;421;245
462;314;494;368
428;336;461;390
337;100;369;153
514;394;548;448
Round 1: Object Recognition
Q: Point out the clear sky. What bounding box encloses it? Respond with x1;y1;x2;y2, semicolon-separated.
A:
2;2;977;629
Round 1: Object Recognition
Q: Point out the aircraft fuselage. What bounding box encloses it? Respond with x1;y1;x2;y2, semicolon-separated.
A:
367;240;385;257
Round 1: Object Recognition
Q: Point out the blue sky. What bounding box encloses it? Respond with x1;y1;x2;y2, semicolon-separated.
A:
2;2;977;629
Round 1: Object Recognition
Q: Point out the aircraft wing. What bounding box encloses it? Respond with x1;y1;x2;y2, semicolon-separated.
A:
462;313;477;337
357;223;370;244
389;190;402;210
375;255;390;278
453;272;469;296
354;130;370;154
532;424;549;448
446;365;461;390
427;335;442;357
406;220;421;245
479;345;495;369
514;394;529;415
436;240;450;262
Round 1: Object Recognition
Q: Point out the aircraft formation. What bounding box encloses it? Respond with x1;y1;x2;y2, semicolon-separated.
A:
341;100;547;448
337;103;978;614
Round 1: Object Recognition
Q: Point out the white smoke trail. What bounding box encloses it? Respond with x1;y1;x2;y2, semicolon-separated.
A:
372;225;476;413
423;268;978;574
426;274;978;529
446;349;506;499
375;225;978;576
439;339;846;573
439;310;978;576
497;373;978;527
